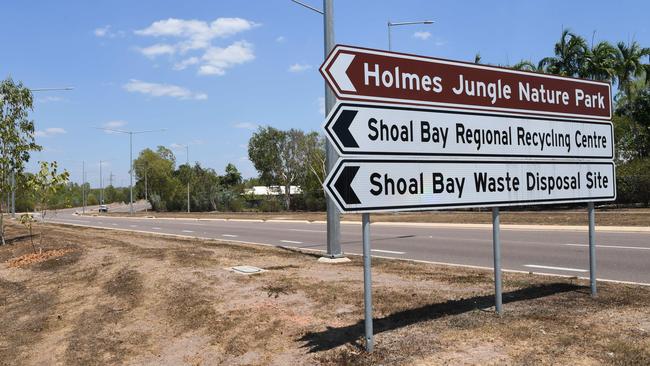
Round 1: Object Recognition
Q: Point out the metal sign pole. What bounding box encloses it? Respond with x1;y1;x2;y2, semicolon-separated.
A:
588;202;597;297
492;207;503;315
362;212;374;352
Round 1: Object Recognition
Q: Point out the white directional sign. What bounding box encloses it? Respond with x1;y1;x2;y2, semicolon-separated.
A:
325;159;616;213
325;102;614;159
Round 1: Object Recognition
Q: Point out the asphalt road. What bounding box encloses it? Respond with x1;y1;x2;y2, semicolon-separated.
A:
46;204;650;285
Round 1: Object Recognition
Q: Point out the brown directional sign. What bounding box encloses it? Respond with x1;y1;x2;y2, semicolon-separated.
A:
321;45;612;121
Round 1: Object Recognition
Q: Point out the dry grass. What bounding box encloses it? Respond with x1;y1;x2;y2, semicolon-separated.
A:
0;221;649;365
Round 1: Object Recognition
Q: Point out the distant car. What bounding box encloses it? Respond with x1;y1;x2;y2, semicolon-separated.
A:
99;205;108;213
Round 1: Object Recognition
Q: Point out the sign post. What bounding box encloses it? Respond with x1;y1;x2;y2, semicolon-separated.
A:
320;44;614;352
362;213;373;351
492;207;502;315
588;202;597;297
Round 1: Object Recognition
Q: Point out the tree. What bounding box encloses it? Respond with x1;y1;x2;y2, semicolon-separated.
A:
25;161;69;249
222;163;242;188
614;41;650;96
248;127;311;209
511;60;540;72
133;146;180;211
615;88;650;160
0;77;41;245
582;41;617;81
538;29;588;76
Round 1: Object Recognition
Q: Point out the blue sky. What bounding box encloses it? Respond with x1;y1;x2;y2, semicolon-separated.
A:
1;0;648;186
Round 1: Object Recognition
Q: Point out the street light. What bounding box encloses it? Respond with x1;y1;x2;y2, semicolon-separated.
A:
96;127;165;215
387;20;434;51
291;0;343;259
7;86;74;218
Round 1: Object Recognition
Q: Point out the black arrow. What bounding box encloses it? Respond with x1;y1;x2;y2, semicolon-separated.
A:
332;109;359;148
334;165;361;205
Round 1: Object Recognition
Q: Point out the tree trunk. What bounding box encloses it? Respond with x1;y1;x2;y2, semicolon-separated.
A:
0;203;6;245
284;184;291;211
0;209;5;246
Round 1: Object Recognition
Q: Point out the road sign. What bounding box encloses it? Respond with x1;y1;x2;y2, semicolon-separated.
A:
325;159;616;212
320;45;612;120
325;102;614;159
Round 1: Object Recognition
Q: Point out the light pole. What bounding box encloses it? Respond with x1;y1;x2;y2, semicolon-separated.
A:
291;0;343;258
186;145;190;213
82;161;86;214
7;86;73;218
96;127;165;215
99;160;104;204
387;20;434;51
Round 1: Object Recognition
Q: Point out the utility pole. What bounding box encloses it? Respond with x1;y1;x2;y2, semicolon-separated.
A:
322;0;342;258
82;161;86;214
96;127;165;215
291;0;342;258
109;172;114;187
99;160;103;204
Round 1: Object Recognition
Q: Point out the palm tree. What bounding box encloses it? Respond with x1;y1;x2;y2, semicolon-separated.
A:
538;29;588;77
614;41;650;96
512;60;540;72
581;41;617;81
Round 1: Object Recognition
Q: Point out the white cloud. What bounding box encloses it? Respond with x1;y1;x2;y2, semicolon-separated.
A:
198;41;254;76
275;36;286;43
134;17;258;75
94;25;123;38
317;97;325;115
413;31;432;40
173;56;199;70
135;17;259;54
101;120;128;134
233;122;258;130
103;120;127;129
35;127;66;138
139;43;176;58
123;79;208;100
94;25;111;37
434;37;447;47
37;96;64;103
288;63;311;73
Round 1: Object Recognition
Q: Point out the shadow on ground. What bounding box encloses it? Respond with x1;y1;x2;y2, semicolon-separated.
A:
299;282;585;352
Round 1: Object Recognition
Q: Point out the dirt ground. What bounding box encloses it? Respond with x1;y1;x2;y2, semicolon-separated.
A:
100;208;650;227
1;221;649;365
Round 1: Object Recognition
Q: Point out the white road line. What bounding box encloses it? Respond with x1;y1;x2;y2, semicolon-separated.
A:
564;243;650;251
289;229;327;233
524;264;587;273
182;230;194;233
129;225;138;228
222;234;238;238
281;240;302;244
50;220;650;287
112;223;118;226
372;249;406;254
152;227;161;230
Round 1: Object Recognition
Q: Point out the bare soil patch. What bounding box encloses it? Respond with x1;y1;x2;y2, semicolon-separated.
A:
0;221;649;365
7;248;77;268
99;208;650;227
